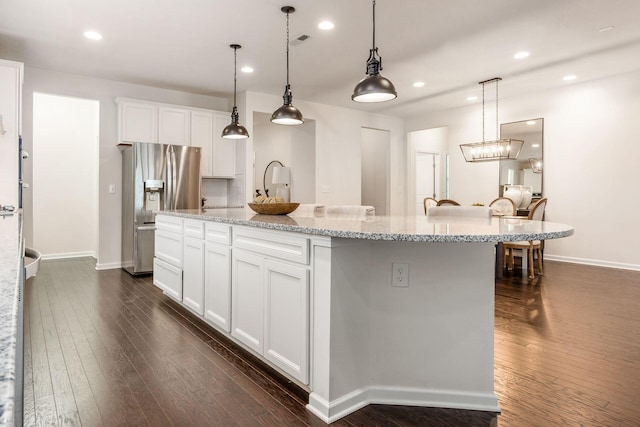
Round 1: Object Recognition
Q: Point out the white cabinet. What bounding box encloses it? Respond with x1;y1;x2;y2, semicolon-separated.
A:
264;259;309;384
159;106;191;145
231;225;310;384
231;249;265;354
183;236;204;315
0;59;23;207
191;110;214;177
212;113;236;178
205;242;231;331
154;216;183;301
118;100;158;143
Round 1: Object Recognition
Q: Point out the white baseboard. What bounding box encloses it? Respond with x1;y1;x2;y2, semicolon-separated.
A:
307;386;500;424
41;251;95;261
95;261;123;270
545;254;640;271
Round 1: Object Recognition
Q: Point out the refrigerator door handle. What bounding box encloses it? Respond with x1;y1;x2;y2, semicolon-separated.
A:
136;225;156;232
165;145;173;210
170;146;177;210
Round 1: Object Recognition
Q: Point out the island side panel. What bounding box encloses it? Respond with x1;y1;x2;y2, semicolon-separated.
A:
313;240;499;422
368;241;498;408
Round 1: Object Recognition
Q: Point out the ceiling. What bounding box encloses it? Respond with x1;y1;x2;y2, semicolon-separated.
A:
2;0;640;118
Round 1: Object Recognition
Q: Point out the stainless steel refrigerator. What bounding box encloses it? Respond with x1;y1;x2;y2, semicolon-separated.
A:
122;142;201;275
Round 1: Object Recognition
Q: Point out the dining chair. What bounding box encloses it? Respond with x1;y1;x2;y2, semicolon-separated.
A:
436;199;461;206
423;197;438;215
503;198;548;279
489;197;517;216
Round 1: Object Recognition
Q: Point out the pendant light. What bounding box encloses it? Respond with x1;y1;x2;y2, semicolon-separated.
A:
271;6;304;125
352;0;397;103
222;44;250;139
460;77;523;162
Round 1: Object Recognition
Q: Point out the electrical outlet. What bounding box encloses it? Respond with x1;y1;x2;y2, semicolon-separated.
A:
392;263;409;287
108;184;116;194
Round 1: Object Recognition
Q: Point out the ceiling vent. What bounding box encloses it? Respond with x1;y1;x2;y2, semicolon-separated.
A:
290;34;310;46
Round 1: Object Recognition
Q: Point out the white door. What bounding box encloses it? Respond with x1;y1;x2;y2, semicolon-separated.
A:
204;241;231;332
231;249;264;353
263;259;310;384
415;152;439;215
191;110;214;177
361;127;390;215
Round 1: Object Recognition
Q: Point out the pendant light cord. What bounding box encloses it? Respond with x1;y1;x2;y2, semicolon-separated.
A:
286;10;290;87
233;46;238;108
482;81;485;143
495;78;499;141
372;0;376;50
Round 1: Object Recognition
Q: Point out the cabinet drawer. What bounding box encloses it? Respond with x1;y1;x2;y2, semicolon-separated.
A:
205;222;231;245
156;215;183;233
155;229;183;268
153;257;182;301
184;219;205;239
233;227;309;265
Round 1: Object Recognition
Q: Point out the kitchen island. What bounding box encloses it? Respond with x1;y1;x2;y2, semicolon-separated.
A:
154;208;573;423
0;213;22;427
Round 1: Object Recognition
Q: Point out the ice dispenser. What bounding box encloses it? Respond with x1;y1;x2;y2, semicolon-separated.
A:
144;179;164;211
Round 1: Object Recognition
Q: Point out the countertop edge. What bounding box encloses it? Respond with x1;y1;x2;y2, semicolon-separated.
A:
158;210;574;243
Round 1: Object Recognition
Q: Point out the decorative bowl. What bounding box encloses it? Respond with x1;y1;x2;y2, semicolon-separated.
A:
248;202;300;215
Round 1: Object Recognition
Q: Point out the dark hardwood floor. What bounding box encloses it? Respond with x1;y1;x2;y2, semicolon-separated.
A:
23;258;640;426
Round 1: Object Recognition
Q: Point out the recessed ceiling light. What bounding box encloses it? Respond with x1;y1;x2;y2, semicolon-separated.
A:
531;144;540;148
563;75;577;81
241;66;254;73
467;96;477;101
413;81;425;88
318;21;334;30
598;25;615;32
83;31;102;41
514;51;530;59
526;120;536;125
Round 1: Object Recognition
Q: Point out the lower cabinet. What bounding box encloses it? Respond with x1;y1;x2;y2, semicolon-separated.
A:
232;249;310;384
204;241;232;332
182;236;204;315
263;259;310;384
154;215;310;385
153;257;182;301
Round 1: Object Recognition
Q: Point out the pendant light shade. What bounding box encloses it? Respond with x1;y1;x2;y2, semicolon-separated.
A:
222;44;249;140
460;78;523;162
271;6;304;125
352;0;397;103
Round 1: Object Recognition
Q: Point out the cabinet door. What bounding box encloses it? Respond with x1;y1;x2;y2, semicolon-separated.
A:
263;259;310;384
119;101;158;143
155;229;183;268
204;242;231;332
231;249;264;353
212;113;236;178
183;236;204;315
159;106;191;145
191;110;214;177
153;257;182;301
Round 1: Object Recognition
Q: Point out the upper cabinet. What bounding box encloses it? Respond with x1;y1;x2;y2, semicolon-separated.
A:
117;98;235;178
118;100;158;143
158;106;190;145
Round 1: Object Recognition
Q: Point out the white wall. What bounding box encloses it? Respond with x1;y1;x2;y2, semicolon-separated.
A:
406;71;640;270
240;91;406;215
22;66;229;269
361;128;390;215
33;93;98;258
253;112;316;203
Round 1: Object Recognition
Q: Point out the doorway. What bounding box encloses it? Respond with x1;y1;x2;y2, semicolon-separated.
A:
33;93;99;259
407;127;448;215
361;127;390;215
415;152;439;215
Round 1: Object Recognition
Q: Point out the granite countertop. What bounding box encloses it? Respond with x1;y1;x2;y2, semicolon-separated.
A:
160;208;574;243
0;213;21;426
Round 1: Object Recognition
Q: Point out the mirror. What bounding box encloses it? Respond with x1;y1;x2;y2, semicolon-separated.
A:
499;118;543;200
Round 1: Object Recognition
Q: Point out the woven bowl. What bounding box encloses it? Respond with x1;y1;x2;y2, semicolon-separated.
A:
248;202;300;215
